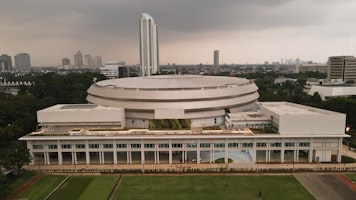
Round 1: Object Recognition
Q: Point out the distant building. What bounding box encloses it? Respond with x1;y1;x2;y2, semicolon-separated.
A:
295;63;328;73
84;54;93;68
100;61;127;78
214;50;219;66
327;56;356;82
93;55;103;68
14;53;31;70
74;51;83;68
139;13;159;76
62;58;70;66
0;54;12;71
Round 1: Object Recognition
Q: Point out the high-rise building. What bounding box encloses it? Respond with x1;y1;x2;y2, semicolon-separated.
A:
74;51;83;68
327;56;356;81
62;58;70;66
214;50;219;66
0;54;12;71
139;13;159;76
93;55;103;68
14;53;31;70
84;54;93;68
100;61;127;78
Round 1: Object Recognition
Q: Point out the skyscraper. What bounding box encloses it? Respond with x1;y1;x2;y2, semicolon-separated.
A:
93;55;103;68
62;58;70;66
214;50;219;66
74;51;83;68
139;13;159;76
14;53;31;70
0;54;12;71
84;54;93;68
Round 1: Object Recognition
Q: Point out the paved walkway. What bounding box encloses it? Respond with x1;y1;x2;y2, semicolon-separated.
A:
295;174;356;200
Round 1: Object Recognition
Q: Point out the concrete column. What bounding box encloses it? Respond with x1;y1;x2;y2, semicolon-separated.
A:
212;143;215;163
102;152;105;164
252;140;256;163
267;150;271;163
46;152;50;165
71;152;75;164
128;151;132;164
85;140;90;165
265;150;268;163
308;138;313;163
224;140;228;164
337;137;342;163
169;140;172;164
57;141;63;165
141;150;145;164
113;140;117;164
196;139;200;164
184;151;187;163
281;147;285;164
156;151;160;164
181;151;185;163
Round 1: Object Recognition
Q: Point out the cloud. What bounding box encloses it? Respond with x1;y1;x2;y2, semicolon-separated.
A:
1;0;356;65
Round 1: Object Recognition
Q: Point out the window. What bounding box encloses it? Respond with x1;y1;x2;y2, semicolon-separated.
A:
186;143;197;148
76;144;85;149
172;143;182;148
89;144;99;149
228;143;238;148
144;144;154;148
271;142;281;147
103;144;113;149
285;142;295;147
242;143;253;147
256;142;266;147
48;144;57;149
117;144;127;148
200;143;210;148
33;145;43;149
44;125;54;131
131;144;141;148
299;142;310;147
159;144;169;148
214;143;225;148
61;144;71;149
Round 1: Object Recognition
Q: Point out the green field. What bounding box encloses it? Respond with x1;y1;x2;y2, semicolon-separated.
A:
19;175;67;200
345;173;356;181
48;176;119;200
114;175;315;200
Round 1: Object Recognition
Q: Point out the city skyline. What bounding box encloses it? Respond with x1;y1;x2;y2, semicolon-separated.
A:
1;0;356;66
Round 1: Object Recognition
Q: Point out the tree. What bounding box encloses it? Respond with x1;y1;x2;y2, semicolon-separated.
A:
1;141;32;174
0;173;9;200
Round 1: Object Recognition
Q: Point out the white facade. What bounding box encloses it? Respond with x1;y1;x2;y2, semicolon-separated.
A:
87;75;259;128
100;61;126;78
139;13;159;76
19;102;347;166
308;85;356;100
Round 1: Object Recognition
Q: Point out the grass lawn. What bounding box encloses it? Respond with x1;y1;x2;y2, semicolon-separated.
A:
18;175;67;200
8;170;38;193
49;176;119;200
114;175;315;200
345;174;356;181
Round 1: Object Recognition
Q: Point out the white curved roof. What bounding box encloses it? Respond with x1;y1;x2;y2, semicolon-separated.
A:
95;75;251;89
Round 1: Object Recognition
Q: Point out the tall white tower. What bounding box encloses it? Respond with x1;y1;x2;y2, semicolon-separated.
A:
139;13;159;76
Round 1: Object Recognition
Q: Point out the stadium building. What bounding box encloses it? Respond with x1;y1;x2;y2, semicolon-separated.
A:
19;75;348;166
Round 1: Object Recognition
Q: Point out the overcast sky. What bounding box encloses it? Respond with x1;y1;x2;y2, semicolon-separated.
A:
2;0;356;66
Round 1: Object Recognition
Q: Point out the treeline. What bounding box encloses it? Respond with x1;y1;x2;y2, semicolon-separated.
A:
0;72;106;148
